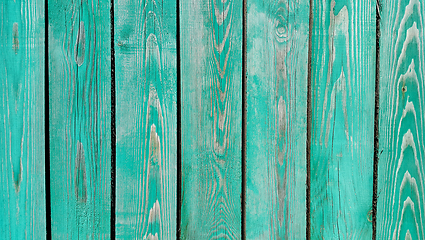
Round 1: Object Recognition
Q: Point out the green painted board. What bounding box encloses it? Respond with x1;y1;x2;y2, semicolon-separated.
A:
310;0;375;238
114;0;177;238
48;0;111;238
377;0;425;238
245;0;309;239
180;0;243;238
0;0;46;239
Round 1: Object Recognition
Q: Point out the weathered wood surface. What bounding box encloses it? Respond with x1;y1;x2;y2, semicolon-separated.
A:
245;0;309;239
48;0;111;238
377;0;425;239
310;0;376;238
0;0;46;239
180;0;243;238
114;0;177;238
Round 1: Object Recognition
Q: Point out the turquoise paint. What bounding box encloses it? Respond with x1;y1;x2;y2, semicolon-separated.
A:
48;0;111;238
114;0;177;238
180;0;243;238
310;0;375;238
0;0;410;238
0;0;46;238
245;0;309;239
377;0;425;238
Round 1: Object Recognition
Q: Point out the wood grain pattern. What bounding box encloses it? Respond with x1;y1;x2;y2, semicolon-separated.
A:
180;0;243;238
377;0;425;238
114;0;177;238
310;0;375;238
0;0;46;239
245;0;309;239
48;0;111;238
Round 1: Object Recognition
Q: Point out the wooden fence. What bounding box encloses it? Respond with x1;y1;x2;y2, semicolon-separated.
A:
1;0;424;239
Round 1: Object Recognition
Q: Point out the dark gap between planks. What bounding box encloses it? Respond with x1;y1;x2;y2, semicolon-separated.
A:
176;0;182;237
110;0;116;238
372;0;381;239
306;0;314;239
44;0;52;238
241;0;247;238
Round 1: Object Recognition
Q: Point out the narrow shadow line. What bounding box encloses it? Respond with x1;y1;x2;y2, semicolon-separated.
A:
306;0;313;239
44;0;52;239
176;0;182;238
372;1;381;239
241;0;247;238
110;0;116;238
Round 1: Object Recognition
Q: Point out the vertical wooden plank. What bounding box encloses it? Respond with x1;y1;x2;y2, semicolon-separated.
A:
245;0;308;239
114;0;177;238
180;0;243;238
0;0;46;239
310;0;375;238
377;0;425;238
48;0;111;238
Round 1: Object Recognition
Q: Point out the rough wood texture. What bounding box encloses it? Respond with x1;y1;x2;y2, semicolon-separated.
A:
310;0;375;238
180;0;243;238
0;0;46;239
48;0;111;238
377;0;425;238
114;0;177;238
245;0;309;239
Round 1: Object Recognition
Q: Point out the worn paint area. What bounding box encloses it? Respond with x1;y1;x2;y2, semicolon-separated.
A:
48;0;111;237
378;0;425;238
115;0;177;238
180;0;243;238
246;0;309;239
0;0;46;239
310;0;375;238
